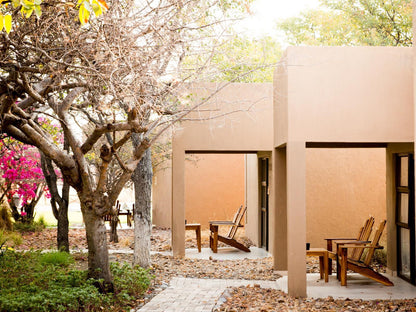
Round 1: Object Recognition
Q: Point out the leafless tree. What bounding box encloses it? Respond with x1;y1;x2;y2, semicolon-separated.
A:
0;0;242;289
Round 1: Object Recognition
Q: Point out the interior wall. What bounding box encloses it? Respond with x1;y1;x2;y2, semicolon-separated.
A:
184;154;245;229
306;148;387;248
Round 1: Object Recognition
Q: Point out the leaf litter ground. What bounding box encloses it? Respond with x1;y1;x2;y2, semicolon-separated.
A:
18;227;416;311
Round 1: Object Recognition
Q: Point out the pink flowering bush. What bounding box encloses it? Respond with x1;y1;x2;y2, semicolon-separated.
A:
0;116;62;223
0;142;45;204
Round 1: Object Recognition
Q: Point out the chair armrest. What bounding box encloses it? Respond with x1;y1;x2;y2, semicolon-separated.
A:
338;244;383;249
325;238;358;251
209;221;235;225
336;240;371;246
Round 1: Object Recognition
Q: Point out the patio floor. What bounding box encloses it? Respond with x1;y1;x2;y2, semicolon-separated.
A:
277;272;416;300
179;247;416;300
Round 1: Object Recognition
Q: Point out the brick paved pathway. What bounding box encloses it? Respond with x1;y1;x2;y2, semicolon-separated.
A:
136;277;279;312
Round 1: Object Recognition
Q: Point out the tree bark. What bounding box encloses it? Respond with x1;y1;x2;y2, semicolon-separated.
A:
56;201;69;252
80;197;113;290
40;152;70;252
132;147;153;268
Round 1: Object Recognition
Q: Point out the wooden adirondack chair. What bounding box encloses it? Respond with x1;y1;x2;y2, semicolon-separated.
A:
338;220;393;286
209;205;250;253
324;216;375;275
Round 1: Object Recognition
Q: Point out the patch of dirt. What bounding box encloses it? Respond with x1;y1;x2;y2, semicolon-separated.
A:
214;285;416;311
17;226;252;252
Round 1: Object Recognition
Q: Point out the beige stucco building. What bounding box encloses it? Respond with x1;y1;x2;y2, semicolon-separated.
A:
153;80;389;288
153;20;416;298
274;46;414;296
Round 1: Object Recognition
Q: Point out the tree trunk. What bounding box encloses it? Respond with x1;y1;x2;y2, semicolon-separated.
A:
57;203;69;252
9;201;21;222
40;152;70;252
80;198;113;291
132;147;153;268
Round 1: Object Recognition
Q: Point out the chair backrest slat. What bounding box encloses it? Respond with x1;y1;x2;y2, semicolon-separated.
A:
363;220;386;266
351;216;375;260
227;205;245;239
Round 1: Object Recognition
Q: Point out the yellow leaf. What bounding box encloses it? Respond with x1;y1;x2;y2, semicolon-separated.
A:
92;0;102;16
4;14;12;33
11;0;20;8
78;4;90;25
97;0;108;10
21;1;34;18
22;0;33;8
82;0;92;13
24;8;34;18
0;14;3;32
34;4;41;18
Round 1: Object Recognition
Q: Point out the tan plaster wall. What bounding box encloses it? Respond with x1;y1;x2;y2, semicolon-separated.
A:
152;164;172;228
173;83;274;151
244;154;260;246
306;148;387;248
275;47;413;146
184;154;245;229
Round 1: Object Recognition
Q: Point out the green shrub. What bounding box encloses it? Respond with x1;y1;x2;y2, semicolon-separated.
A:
0;230;22;256
40;251;74;267
111;262;152;302
0;250;153;311
373;249;387;266
13;218;46;233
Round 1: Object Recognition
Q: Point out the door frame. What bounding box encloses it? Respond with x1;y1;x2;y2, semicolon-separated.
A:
395;153;415;284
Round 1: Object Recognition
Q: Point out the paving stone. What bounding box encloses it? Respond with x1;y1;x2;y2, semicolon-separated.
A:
136;277;279;312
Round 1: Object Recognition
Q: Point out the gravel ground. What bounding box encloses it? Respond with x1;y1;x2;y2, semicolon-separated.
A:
18;227;416;311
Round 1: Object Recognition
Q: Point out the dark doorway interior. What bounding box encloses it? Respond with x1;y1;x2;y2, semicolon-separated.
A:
260;157;269;250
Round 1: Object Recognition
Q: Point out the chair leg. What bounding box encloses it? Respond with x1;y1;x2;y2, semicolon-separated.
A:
327;240;333;275
340;247;348;286
195;226;201;253
319;256;324;280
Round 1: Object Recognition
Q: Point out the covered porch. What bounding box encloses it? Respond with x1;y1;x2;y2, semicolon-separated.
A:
274;46;414;296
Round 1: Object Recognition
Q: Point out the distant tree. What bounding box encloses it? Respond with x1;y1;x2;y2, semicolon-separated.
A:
0;138;46;223
183;35;282;83
212;35;282;82
278;0;412;46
